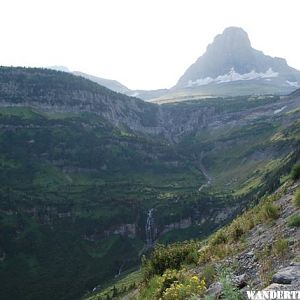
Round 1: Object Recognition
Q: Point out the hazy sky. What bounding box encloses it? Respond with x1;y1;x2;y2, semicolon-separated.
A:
1;0;300;90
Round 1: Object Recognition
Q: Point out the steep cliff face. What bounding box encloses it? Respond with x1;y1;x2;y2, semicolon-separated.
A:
0;67;165;136
2;67;300;144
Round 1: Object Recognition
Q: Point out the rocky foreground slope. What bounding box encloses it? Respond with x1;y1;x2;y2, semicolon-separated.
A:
198;180;300;299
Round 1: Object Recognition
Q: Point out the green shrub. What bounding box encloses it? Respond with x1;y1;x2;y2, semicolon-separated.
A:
243;214;256;231
158;269;180;297
255;247;273;286
142;241;199;280
139;270;206;300
185;249;200;265
201;264;216;286
294;188;300;207
228;220;245;241
210;229;228;246
261;203;280;220
198;243;238;264
287;214;300;227
198;245;216;264
272;238;288;257
161;271;206;300
219;269;243;300
137;275;164;300
291;162;300;180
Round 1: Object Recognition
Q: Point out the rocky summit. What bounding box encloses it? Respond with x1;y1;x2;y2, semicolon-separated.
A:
49;28;300;102
172;27;300;96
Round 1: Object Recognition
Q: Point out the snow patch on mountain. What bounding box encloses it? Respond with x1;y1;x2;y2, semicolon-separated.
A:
274;106;287;114
130;92;140;97
286;81;300;88
186;68;279;87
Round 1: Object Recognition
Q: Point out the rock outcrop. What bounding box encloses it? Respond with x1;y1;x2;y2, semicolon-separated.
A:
196;180;300;298
272;265;300;284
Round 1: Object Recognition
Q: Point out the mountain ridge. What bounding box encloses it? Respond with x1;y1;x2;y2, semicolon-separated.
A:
47;27;300;102
175;27;300;91
72;71;131;94
47;66;169;101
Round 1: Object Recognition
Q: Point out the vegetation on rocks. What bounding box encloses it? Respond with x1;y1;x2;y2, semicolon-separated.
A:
291;161;300;180
219;269;243;300
137;269;205;300
288;214;300;227
142;241;199;281
272;238;289;257
294;188;300;207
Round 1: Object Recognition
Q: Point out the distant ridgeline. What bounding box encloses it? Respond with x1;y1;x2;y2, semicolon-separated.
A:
49;27;300;102
0;67;300;300
149;27;300;103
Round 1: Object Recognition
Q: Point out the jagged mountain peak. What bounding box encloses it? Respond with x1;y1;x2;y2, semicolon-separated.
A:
207;26;252;52
174;27;300;94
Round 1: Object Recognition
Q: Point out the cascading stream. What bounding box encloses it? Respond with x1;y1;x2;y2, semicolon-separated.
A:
145;208;154;247
198;152;212;192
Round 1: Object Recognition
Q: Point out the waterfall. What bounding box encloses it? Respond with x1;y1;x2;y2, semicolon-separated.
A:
145;208;154;247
